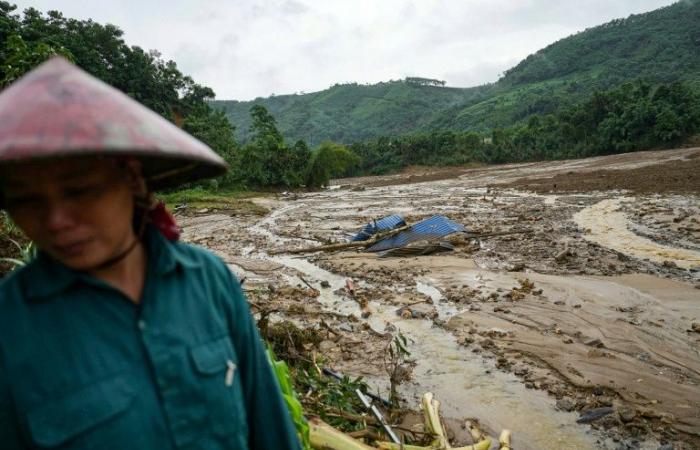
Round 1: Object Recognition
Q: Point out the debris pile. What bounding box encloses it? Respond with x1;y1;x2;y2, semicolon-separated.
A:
261;320;513;450
278;214;470;257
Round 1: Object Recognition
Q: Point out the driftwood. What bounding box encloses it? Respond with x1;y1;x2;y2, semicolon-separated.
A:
299;275;320;294
346;278;373;318
346;279;356;295
271;225;411;255
554;240;571;263
471;229;530;239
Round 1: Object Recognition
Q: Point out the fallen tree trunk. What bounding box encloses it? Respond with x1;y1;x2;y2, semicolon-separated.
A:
273;228;531;256
272;226;410;255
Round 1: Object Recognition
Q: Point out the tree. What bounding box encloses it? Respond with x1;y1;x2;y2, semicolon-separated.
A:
306;142;361;188
234;105;312;188
0;33;72;86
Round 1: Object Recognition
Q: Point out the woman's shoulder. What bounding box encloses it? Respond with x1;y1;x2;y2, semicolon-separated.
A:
169;240;229;273
0;262;36;315
0;264;31;298
166;240;245;300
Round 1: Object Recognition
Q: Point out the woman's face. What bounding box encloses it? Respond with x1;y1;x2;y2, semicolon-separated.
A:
1;158;140;270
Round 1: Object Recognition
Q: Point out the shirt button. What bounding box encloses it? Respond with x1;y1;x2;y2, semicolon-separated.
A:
137;320;147;331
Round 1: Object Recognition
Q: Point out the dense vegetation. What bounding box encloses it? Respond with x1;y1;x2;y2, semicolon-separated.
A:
213;0;700;147
348;80;700;175
233;105;357;188
213;80;490;148
427;0;700;133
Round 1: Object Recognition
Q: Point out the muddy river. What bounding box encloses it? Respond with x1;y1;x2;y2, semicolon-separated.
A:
179;147;700;450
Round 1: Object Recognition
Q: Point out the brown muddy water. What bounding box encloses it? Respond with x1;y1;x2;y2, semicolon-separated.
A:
179;147;700;450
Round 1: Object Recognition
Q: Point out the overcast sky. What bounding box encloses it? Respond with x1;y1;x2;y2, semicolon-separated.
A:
14;0;677;101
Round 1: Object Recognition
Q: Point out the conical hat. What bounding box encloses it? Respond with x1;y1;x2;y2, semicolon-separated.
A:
0;57;228;190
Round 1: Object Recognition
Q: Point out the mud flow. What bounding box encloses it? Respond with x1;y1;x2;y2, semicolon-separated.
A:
178;147;700;450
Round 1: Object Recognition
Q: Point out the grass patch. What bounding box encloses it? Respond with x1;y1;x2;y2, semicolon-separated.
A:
1;212;31;277
158;187;270;215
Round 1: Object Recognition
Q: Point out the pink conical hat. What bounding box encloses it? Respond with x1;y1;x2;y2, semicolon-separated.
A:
0;56;228;189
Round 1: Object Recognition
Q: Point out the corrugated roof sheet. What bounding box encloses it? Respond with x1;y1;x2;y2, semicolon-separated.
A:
366;215;466;252
351;215;406;242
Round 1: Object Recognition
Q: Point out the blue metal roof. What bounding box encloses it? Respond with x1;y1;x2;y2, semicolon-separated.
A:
351;214;406;242
366;215;466;252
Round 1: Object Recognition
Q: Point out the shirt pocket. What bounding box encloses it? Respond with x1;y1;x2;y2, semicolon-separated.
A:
189;336;248;440
25;375;136;449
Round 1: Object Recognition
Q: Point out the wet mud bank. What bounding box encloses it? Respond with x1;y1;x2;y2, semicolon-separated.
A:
178;147;699;450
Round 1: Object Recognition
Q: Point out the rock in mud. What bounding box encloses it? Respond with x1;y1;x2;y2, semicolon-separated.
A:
636;352;651;362
591;386;606;396
556;398;576;412
662;260;678;268
691;322;700;333
514;367;529;376
480;338;495;349
337;323;353;333
320;280;331;288
399;308;412;319
584;337;605;348
496;357;510;369
576;406;614;424
507;262;525;271
319;340;336;352
555;248;571;263
596;396;613;407
617;405;637;423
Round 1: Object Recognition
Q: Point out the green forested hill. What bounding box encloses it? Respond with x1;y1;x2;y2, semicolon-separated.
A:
428;0;700;132
214;80;490;147
500;1;700;87
213;0;700;146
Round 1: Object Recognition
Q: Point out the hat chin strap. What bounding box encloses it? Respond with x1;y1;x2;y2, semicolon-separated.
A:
89;237;142;271
88;207;149;272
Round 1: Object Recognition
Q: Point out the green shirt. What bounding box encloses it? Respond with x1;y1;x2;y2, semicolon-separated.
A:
0;227;301;450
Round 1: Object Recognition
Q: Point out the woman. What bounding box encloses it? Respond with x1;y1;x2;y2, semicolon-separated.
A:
0;57;301;449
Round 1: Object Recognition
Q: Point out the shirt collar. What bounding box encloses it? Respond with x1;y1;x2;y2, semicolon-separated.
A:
145;225;201;276
23;226;200;301
22;251;79;300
